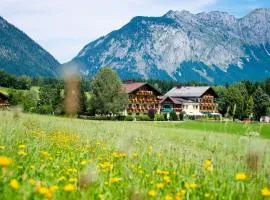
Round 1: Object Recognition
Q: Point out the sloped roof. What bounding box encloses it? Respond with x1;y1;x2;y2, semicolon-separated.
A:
123;82;146;93
160;96;196;104
123;82;162;95
0;92;8;100
165;86;215;97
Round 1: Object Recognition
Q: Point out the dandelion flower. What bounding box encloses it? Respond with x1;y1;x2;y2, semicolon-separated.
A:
261;187;270;197
163;176;171;183
49;185;59;192
0;156;13;167
110;177;122;183
235;172;248;181
185;183;197;189
148;190;156;197
38;187;52;198
69;178;78;183
203;160;213;171
165;195;173;200
156;183;165;189
19;144;26;149
63;184;76;192
80;160;87;165
10;179;19;189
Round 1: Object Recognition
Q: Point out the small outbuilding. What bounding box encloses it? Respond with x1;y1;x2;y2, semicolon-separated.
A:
0;92;9;109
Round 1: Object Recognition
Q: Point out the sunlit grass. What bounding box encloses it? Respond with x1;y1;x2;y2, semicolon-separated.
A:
0;111;269;199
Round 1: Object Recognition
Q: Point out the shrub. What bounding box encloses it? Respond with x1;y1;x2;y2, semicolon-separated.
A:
170;110;179;121
155;115;165;121
148;108;156;121
136;115;151;121
125;115;134;121
115;116;126;121
179;111;185;121
163;114;168;121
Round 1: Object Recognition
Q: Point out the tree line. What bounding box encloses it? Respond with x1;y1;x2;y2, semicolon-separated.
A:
1;68;270;121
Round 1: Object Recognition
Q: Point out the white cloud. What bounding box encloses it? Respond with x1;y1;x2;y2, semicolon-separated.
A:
0;0;216;62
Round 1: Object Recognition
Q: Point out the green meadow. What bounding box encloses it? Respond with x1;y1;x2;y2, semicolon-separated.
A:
0;111;270;199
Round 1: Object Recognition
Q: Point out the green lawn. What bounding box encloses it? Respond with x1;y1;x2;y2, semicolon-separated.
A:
156;120;270;139
0;112;269;199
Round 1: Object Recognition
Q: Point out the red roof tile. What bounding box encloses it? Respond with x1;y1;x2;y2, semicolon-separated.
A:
123;82;146;93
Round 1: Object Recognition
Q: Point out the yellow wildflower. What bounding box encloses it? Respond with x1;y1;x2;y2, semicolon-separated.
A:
156;170;169;175
40;151;50;158
180;189;186;195
38;186;52;198
261;187;270;197
163;176;171;183
29;179;36;185
132;152;138;158
80;160;87;165
235;172;248;181
148;190;156;197
156;183;165;189
185;183;197;189
63;184;76;192
0;156;13;167
110;177;122;183
69;177;78;183
19;144;26;149
18;151;27;156
49;185;59;192
0;146;5;150
58;176;66;181
10;179;19;189
165;195;173;200
203;160;213;171
204;193;211;198
175;195;182;200
112;152;126;158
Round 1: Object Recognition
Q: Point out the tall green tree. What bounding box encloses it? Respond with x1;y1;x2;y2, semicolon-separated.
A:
244;96;254;119
224;84;245;120
89;67;128;115
37;84;63;115
214;86;227;116
253;87;270;121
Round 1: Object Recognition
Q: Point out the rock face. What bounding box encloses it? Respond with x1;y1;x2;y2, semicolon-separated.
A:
0;16;59;77
67;8;270;84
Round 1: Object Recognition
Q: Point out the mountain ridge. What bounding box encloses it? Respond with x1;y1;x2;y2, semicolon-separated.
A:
65;8;270;84
0;16;60;77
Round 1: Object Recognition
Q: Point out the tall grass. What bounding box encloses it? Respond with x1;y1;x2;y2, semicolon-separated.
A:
0;112;269;199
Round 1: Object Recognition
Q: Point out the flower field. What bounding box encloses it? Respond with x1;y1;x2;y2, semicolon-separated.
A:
0;112;270;199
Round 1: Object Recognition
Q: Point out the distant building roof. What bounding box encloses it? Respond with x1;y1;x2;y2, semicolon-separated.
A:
165;86;217;98
123;82;162;95
160;96;196;104
123;82;146;93
0;92;8;100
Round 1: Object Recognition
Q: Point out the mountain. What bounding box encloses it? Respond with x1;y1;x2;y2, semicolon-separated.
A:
0;16;59;77
66;8;270;84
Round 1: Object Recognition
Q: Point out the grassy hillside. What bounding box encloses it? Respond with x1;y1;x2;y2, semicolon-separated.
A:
0;112;269;199
0;86;9;95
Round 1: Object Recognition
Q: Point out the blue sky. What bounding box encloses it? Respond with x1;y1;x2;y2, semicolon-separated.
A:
0;0;269;63
209;0;270;17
